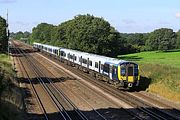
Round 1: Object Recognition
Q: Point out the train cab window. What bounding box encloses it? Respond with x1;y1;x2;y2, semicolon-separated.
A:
121;67;126;76
82;59;87;64
128;67;133;76
95;62;98;68
89;60;92;66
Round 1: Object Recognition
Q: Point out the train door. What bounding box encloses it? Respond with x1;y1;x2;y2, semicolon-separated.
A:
73;54;75;63
112;66;118;81
80;56;82;66
99;61;101;73
109;65;112;80
87;58;89;69
126;64;134;82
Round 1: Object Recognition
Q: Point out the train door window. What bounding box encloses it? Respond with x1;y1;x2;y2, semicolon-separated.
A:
74;56;77;61
101;64;104;69
112;66;117;75
95;62;98;68
68;54;70;59
79;57;82;62
89;60;92;66
103;63;109;73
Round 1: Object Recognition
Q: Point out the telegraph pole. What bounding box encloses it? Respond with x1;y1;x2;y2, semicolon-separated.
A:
6;9;9;58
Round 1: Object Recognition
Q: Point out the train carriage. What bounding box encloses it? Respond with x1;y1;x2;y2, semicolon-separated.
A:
33;42;140;88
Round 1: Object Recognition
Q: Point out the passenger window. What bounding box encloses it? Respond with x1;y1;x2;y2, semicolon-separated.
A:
89;61;92;66
95;62;98;68
82;59;87;64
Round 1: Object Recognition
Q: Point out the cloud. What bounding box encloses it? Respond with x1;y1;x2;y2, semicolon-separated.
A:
122;19;136;25
175;13;180;18
0;0;16;4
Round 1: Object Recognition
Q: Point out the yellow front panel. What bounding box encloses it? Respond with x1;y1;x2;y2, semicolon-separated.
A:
118;66;121;81
128;76;134;82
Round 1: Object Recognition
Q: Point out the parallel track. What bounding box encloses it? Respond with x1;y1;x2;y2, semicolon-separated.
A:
12;41;102;120
11;42;49;120
40;50;180;120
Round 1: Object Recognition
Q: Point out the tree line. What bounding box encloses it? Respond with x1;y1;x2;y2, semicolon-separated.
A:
0;16;8;52
12;14;180;57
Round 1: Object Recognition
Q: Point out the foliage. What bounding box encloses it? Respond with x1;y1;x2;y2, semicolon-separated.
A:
30;14;179;56
10;31;31;40
31;23;55;43
176;30;180;49
0;54;14;99
146;28;176;51
0;16;8;52
120;33;148;52
32;14;128;56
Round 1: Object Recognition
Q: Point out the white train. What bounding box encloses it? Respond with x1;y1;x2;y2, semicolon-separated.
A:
33;42;140;88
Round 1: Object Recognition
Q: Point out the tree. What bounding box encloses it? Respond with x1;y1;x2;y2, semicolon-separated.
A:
146;28;176;51
0;16;8;52
54;14;122;56
31;23;55;43
176;30;180;49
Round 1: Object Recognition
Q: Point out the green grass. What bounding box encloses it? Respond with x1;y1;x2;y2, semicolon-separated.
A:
0;53;24;120
118;49;180;68
118;50;180;102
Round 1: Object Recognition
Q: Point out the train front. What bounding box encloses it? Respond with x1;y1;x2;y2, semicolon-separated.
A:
118;62;140;88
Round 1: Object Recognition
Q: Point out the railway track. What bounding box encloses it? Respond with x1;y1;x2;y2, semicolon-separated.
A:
12;40;180;120
11;43;49;120
32;51;140;120
12;41;88;120
37;48;180;120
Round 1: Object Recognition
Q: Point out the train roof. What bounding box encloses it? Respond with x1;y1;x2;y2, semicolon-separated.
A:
34;42;60;50
33;42;134;65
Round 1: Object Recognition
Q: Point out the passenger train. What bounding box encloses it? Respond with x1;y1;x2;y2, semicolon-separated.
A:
33;42;140;88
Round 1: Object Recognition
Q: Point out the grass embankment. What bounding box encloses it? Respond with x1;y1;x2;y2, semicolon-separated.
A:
119;50;180;102
0;54;24;120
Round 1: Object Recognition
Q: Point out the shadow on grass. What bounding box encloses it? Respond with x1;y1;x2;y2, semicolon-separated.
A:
131;76;152;92
156;49;180;53
118;55;143;61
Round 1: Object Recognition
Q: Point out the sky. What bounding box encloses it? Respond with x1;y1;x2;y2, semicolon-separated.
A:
0;0;180;33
